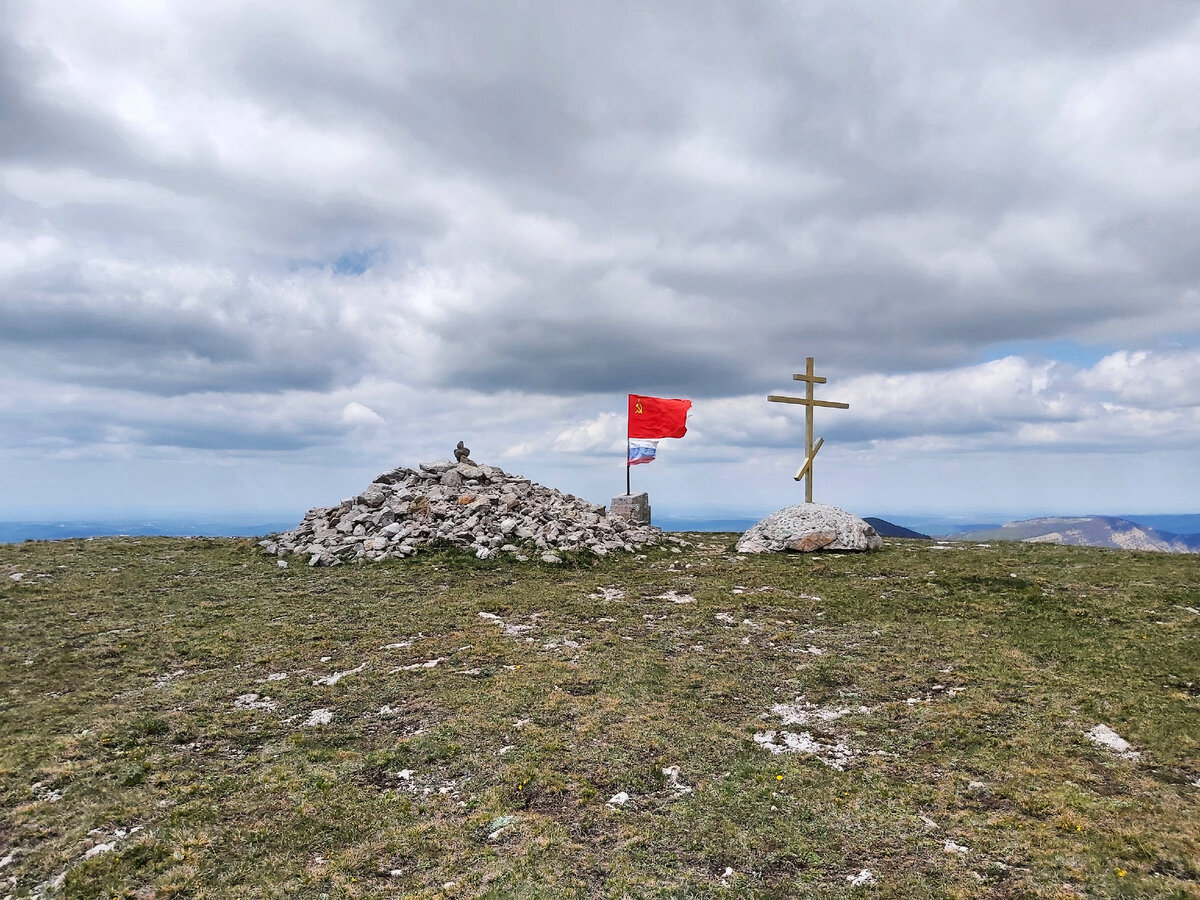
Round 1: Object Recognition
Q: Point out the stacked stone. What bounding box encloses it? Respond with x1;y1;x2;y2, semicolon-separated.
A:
260;458;661;566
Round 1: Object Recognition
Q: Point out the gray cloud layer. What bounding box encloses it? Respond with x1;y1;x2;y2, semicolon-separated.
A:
2;1;1198;514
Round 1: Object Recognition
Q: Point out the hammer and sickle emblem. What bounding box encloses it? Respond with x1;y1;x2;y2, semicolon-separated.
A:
634;402;643;414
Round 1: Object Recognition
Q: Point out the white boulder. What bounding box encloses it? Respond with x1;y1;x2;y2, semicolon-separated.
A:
737;503;882;553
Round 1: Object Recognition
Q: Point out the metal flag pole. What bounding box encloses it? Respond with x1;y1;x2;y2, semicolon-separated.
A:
626;435;631;495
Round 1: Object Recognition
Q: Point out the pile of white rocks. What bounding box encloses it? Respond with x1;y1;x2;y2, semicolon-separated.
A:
260;457;661;566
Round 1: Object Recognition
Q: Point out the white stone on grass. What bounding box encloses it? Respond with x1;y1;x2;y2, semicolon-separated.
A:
662;765;693;794
313;662;366;686
656;590;696;604
397;657;446;671
771;699;870;726
847;869;875;886
1086;724;1141;760
753;730;857;770
234;693;278;712
303;708;333;727
589;587;625;601
479;612;534;636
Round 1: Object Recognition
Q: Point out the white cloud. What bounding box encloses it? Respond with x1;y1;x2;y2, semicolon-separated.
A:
553;413;622;454
341;401;384;427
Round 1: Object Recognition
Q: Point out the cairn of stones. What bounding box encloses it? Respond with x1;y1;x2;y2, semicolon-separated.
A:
261;453;661;566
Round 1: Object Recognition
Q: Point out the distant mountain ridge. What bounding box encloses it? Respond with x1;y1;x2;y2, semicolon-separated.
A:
863;517;931;540
950;516;1200;554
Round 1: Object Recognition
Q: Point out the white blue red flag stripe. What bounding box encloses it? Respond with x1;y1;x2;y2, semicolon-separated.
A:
628;439;658;465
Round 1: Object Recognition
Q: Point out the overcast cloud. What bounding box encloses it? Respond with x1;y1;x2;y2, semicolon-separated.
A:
2;1;1198;521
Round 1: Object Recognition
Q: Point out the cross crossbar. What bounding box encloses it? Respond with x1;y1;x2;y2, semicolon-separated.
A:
767;395;849;410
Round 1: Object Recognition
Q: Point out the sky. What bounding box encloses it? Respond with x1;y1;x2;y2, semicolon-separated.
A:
2;1;1199;523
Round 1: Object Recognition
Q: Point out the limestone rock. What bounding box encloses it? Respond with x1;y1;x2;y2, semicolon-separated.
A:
737;503;882;554
262;458;662;565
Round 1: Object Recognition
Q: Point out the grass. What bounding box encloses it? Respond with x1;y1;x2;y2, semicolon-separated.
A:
1;534;1197;899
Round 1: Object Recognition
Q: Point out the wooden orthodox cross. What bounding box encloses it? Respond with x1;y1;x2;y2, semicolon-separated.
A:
767;357;849;503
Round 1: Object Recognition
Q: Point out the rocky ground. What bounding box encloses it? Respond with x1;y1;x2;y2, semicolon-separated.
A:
260;458;661;566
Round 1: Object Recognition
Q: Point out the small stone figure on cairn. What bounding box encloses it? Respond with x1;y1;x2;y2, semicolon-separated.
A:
454;441;473;464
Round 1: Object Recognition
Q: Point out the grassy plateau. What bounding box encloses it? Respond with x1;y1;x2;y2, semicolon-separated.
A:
1;534;1198;899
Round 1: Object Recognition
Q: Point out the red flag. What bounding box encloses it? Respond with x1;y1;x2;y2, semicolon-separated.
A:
628;394;691;439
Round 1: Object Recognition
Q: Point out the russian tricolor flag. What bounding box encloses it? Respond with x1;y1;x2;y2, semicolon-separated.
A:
628;439;658;465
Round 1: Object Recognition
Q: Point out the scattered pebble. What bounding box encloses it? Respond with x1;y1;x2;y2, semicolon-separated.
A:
303;708;333;727
30;782;62;803
313;662;366;686
655;590;696;604
83;826;144;860
662;765;693;795
84;842;116;859
234;693;278;712
396;657;446;672
479;612;535;636
589;587;625;601
606;791;630;808
944;840;970;855
277;560;288;569
9;573;23;582
1086;724;1141;760
847;869;875;886
485;815;517;841
754;730;857;770
771;698;870;726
